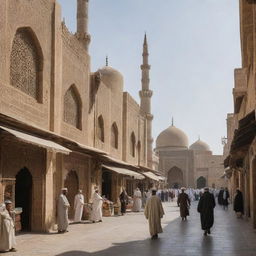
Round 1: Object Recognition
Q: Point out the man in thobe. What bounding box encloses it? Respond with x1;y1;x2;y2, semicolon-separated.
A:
177;187;190;221
91;188;103;223
57;188;70;233
144;189;165;240
0;201;17;252
197;187;216;236
132;187;142;212
74;190;85;223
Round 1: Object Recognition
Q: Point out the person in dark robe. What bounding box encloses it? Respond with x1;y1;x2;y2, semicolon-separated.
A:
222;187;230;210
233;189;244;218
119;189;129;215
177;187;191;221
218;187;224;205
160;190;165;202
197;187;216;236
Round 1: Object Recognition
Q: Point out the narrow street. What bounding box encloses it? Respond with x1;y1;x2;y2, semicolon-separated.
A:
3;202;256;256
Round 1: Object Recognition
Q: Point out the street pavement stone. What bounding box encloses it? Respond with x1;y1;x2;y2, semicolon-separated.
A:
1;202;256;256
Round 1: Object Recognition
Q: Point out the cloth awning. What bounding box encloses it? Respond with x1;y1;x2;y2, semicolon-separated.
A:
0;126;71;154
102;165;145;180
143;172;161;181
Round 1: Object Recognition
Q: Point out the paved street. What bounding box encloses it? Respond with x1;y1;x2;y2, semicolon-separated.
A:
2;202;256;256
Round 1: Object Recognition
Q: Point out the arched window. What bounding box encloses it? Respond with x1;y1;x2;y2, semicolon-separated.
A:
64;85;82;129
130;132;136;157
111;123;118;149
98;115;104;142
10;27;43;101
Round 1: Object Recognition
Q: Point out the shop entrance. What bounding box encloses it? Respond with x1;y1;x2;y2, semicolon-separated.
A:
102;171;112;200
15;167;32;231
64;171;79;218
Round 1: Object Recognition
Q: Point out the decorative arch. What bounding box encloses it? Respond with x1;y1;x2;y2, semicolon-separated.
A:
197;176;207;189
10;27;43;102
64;84;82;129
130;132;136;157
168;166;183;189
64;170;79;218
97;115;104;142
111;122;118;149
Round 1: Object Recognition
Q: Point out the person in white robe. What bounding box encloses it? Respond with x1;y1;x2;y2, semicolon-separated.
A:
57;188;70;233
132;187;142;212
91;188;103;223
144;189;165;240
0;201;17;252
74;190;85;223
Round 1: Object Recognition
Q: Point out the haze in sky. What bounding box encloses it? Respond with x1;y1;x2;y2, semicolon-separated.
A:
58;0;241;154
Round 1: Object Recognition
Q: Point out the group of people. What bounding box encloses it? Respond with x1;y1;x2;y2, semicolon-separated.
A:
57;187;104;233
0;185;246;252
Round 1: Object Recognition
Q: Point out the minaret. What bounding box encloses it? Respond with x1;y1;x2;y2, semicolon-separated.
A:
76;0;91;52
139;34;153;168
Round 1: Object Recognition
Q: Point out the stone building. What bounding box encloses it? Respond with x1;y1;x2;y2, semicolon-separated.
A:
155;123;227;189
0;0;158;232
224;0;256;229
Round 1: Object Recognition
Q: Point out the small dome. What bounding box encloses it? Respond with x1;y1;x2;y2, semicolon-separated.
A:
190;139;210;151
156;125;189;149
98;66;123;93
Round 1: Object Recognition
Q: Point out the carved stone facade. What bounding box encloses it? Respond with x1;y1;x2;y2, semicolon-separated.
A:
0;0;155;233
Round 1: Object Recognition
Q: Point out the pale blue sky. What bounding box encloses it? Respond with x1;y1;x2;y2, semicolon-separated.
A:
58;0;241;154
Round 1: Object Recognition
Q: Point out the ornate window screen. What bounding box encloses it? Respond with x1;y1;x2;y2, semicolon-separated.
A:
10;28;43;101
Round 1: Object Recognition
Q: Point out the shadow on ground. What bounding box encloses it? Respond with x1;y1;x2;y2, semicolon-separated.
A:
55;204;256;256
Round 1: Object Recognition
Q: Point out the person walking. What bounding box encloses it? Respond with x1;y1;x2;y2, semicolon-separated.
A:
177;187;190;221
233;188;244;218
144;189;165;240
222;187;230;210
91;187;103;223
197;187;216;236
119;189;128;215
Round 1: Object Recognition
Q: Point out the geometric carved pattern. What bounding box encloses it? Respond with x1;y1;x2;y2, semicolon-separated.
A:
111;122;118;149
10;28;41;100
64;85;81;129
130;132;136;157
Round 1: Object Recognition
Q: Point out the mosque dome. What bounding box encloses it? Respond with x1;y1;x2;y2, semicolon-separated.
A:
189;139;210;151
98;66;123;93
156;125;189;149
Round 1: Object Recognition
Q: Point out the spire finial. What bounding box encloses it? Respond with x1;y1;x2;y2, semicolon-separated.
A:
172;117;174;126
198;135;200;140
144;32;147;45
106;55;108;66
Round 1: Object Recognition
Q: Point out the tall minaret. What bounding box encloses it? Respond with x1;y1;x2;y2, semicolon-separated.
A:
139;34;153;168
76;0;91;52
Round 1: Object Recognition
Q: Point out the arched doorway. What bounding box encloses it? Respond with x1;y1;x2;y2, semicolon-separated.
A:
15;168;33;231
64;171;79;218
102;171;112;200
168;167;183;188
197;176;206;189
